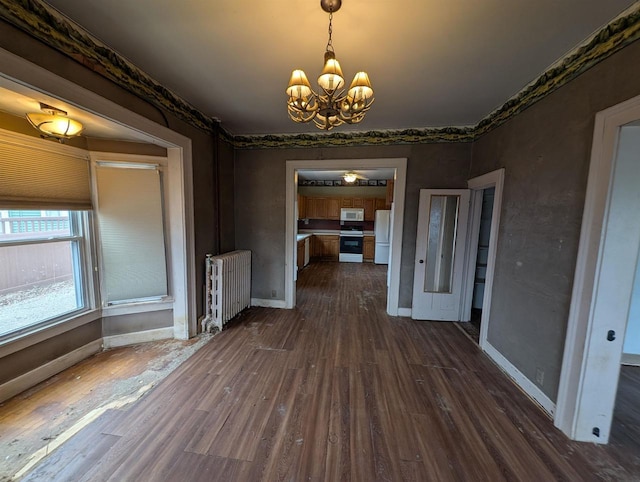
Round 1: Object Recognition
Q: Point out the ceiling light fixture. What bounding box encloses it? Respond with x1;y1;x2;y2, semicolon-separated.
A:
286;0;374;131
343;172;358;184
26;102;84;142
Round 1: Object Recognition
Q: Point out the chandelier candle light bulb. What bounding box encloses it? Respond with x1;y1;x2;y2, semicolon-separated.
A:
286;0;374;130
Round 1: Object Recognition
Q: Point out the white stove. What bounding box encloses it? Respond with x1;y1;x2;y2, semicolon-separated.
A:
339;227;364;262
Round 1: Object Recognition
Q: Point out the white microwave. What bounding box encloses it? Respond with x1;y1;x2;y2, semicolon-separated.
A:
340;208;364;221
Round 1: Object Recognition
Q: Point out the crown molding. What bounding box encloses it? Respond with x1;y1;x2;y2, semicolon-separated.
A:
0;0;638;150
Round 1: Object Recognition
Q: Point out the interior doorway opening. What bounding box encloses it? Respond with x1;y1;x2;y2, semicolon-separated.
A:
285;158;407;315
555;95;640;444
469;187;495;338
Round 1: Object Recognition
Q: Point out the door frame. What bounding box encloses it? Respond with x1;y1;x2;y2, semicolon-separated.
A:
555;94;640;443
463;168;505;349
285;158;407;314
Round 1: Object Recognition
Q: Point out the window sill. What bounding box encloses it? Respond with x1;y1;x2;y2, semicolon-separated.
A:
0;309;101;358
101;298;174;317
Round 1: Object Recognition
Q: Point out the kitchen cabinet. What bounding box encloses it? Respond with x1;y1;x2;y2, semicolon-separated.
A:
307;197;328;219
301;196;386;220
363;235;375;261
386;180;394;208
297;193;307;219
364;198;376;221
312;235;339;260
297;239;305;270
327;197;341;219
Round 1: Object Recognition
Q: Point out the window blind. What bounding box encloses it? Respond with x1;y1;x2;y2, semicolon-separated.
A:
95;164;168;303
0;136;91;209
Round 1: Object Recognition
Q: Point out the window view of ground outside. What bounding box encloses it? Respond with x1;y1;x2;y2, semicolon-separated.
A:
0;210;84;338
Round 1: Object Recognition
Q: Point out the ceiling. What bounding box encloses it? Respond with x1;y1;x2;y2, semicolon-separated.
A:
32;0;636;137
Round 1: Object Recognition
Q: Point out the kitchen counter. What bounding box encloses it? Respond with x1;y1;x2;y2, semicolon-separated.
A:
298;230;375;236
296;233;313;241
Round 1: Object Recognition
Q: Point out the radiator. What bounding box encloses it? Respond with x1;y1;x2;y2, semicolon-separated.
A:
201;250;251;333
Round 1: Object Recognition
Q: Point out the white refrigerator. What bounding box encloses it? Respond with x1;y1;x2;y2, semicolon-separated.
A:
374;210;391;264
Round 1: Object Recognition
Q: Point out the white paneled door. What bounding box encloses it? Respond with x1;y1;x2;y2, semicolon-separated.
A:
412;189;470;321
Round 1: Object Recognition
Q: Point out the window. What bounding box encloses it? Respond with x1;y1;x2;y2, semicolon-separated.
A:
94;161;168;305
0;210;91;338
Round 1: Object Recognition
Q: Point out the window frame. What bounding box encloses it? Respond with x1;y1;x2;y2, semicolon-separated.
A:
0;210;97;343
90;154;173;310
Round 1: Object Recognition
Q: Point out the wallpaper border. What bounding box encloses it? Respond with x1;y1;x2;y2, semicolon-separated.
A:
0;1;638;149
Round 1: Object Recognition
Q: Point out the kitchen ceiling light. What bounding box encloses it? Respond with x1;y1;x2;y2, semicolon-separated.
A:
286;0;374;131
26;102;84;142
343;172;358;184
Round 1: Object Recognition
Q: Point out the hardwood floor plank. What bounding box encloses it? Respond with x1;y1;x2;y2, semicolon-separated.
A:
324;366;351;482
10;261;640;481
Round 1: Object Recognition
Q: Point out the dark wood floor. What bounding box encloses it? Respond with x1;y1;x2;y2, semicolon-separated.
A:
18;262;640;481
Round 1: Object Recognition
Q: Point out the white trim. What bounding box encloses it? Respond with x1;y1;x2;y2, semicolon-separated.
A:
461;190;484;321
621;353;640;366
102;327;174;349
0;339;102;403
101;301;174;317
467;168;505;351
251;298;288;309
0;47;196;340
555;93;640;442
285;158;407;315
397;307;412;317
484;341;556;416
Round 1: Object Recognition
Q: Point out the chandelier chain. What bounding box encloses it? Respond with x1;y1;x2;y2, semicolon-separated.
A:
326;12;334;52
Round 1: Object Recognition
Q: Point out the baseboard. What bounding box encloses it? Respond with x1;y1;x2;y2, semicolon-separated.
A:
484;341;556;417
397;308;412;317
251;298;287;309
621;353;640;366
0;338;103;403
102;327;174;349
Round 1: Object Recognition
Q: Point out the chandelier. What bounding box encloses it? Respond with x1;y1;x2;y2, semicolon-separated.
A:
286;0;374;131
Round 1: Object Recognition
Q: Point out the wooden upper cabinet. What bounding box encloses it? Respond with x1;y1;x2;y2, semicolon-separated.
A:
327;198;341;220
364;198;376;221
307;197;328;219
386;180;394;208
297;193;307;219
303;195;386;220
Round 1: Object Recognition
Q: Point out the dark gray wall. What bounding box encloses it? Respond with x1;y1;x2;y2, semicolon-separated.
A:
470;39;640;401
235;144;472;303
102;310;173;337
0;320;101;384
218;138;236;254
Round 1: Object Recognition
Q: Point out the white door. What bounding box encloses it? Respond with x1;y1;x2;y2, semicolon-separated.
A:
412;189;470;321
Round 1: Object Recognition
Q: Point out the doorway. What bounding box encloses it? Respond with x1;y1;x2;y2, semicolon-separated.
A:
464;169;505;350
470;187;495;336
285;158;407;315
555;94;640;444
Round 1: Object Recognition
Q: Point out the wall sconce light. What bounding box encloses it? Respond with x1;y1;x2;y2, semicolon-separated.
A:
26;102;84;142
